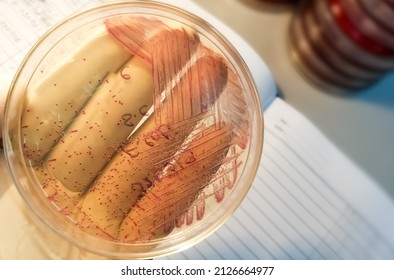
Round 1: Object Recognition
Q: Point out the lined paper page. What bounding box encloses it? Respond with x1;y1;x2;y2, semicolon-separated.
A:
0;0;104;77
1;0;394;260
160;98;394;259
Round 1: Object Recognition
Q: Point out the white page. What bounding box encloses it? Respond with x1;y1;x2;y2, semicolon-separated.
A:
160;98;394;260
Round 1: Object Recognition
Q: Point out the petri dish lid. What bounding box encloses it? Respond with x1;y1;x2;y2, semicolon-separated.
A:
3;1;263;259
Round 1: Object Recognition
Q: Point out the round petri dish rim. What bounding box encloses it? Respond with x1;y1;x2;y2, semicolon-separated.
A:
2;0;263;259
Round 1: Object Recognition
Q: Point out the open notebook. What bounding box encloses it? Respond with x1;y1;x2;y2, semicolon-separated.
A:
1;0;394;260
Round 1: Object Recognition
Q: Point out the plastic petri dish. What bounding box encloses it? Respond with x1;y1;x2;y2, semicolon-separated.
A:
2;1;263;259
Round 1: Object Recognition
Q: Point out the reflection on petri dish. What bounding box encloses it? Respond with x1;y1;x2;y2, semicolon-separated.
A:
3;1;263;259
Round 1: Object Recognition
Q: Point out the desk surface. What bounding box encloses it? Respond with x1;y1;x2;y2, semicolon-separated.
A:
194;0;394;198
